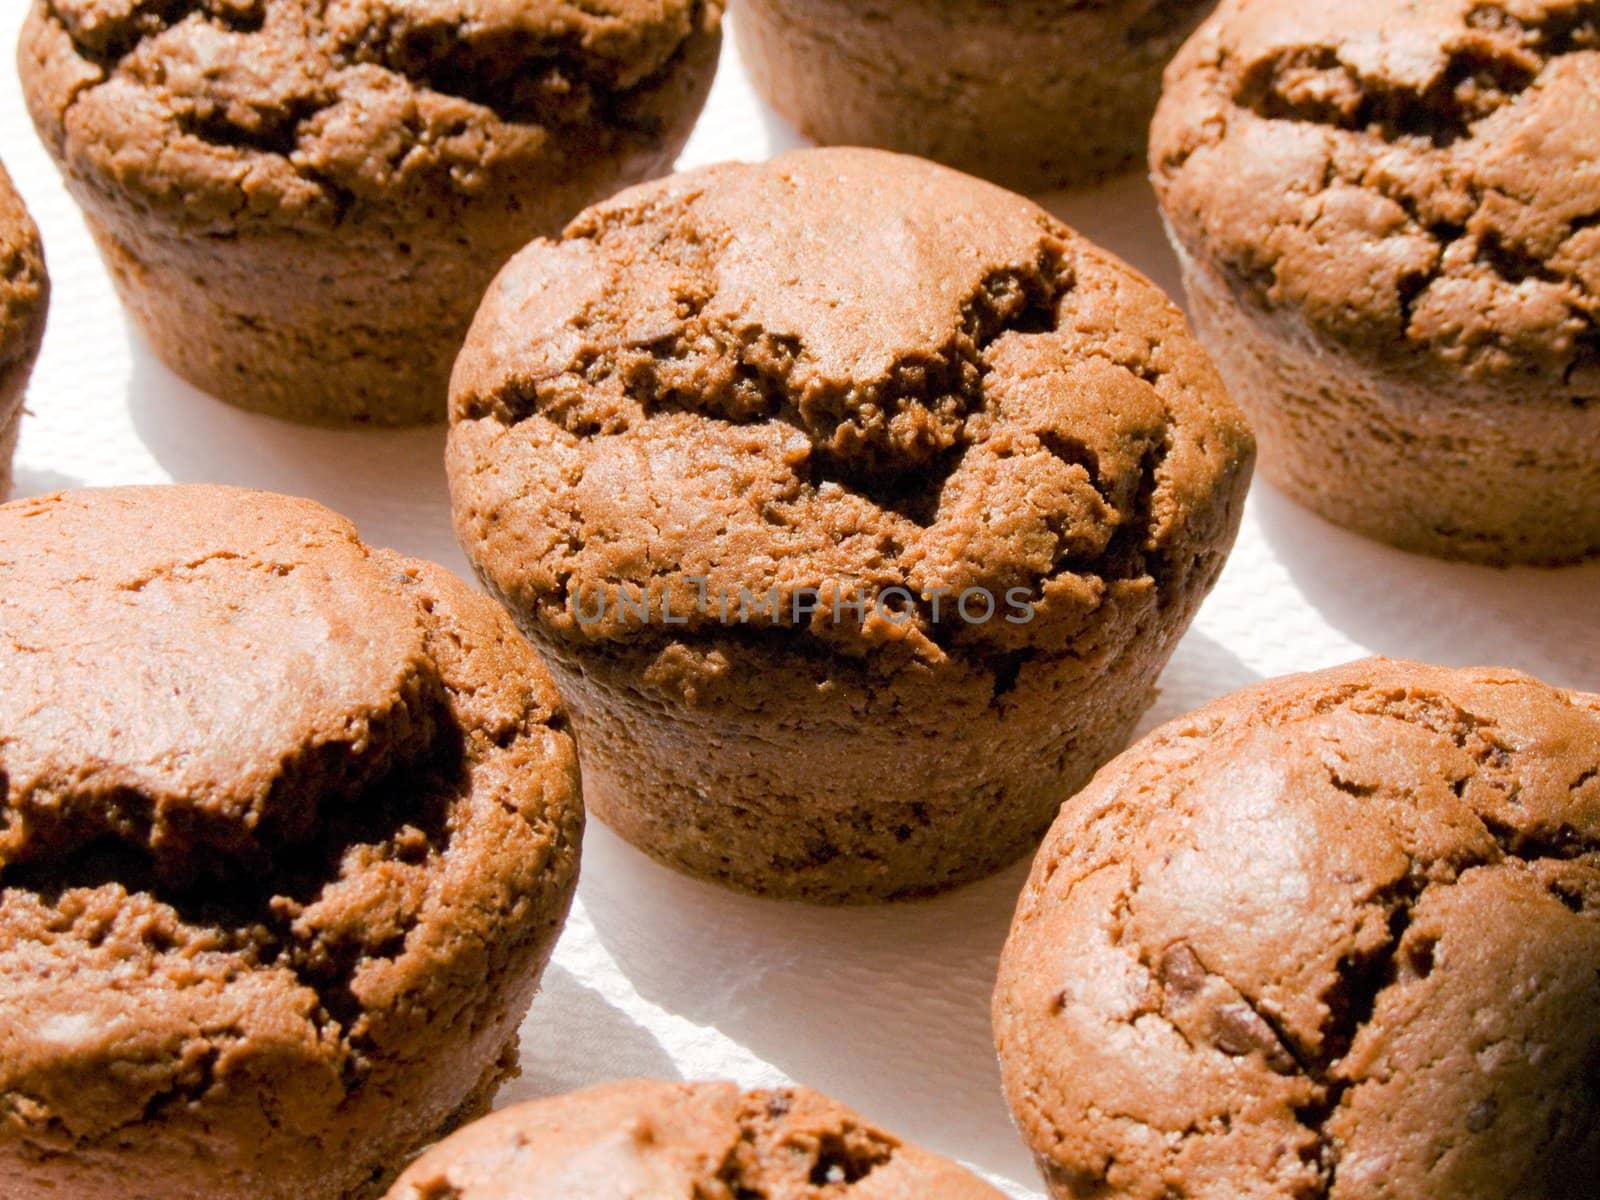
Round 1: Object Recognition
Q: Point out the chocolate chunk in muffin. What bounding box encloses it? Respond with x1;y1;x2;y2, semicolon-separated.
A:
735;0;1217;190
386;1079;1005;1198
18;0;724;425
1152;0;1600;563
0;485;584;1200
0;160;49;498
448;147;1254;902
995;658;1600;1198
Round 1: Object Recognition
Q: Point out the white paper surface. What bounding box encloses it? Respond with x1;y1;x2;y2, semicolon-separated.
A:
3;6;1597;1193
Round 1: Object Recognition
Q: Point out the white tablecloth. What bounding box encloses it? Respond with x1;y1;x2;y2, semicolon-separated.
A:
4;6;1597;1192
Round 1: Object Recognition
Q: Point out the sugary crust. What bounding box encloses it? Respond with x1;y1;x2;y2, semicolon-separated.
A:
995;658;1600;1200
0;486;584;1200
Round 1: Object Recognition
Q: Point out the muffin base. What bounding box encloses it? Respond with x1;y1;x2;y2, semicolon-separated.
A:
0;404;19;500
536;630;1171;904
734;0;1214;191
1181;254;1600;566
83;194;612;428
87;213;477;427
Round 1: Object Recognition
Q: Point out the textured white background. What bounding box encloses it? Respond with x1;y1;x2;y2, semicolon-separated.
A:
4;5;1598;1193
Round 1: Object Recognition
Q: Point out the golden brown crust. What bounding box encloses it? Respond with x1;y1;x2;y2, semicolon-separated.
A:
386;1079;1005;1199
0;486;584;1200
995;658;1600;1199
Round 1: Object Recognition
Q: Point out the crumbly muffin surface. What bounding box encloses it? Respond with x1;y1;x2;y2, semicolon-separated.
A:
450;147;1254;666
995;659;1600;1199
1153;0;1600;398
0;486;583;1200
21;0;723;232
387;1079;1005;1198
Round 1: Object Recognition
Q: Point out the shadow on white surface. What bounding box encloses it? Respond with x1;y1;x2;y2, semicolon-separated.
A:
123;339;470;575
579;823;1037;1185
1137;627;1265;736
503;964;685;1105
1255;483;1600;694
9;461;86;498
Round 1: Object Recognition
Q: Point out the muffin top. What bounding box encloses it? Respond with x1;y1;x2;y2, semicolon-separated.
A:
19;0;723;232
449;147;1253;665
386;1079;1005;1198
0;161;49;402
0;486;582;1167
1153;0;1600;399
994;658;1600;1199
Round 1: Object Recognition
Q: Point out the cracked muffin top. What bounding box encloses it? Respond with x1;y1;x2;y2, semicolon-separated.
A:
0;486;582;1182
994;658;1600;1200
1152;0;1600;399
385;1079;1005;1198
19;0;724;232
449;147;1254;662
0;161;48;408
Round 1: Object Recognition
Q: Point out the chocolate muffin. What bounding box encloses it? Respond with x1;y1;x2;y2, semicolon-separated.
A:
0;486;584;1200
0;160;49;498
448;147;1254;903
385;1079;1005;1198
18;0;724;426
994;659;1600;1199
734;0;1217;191
1152;0;1600;564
